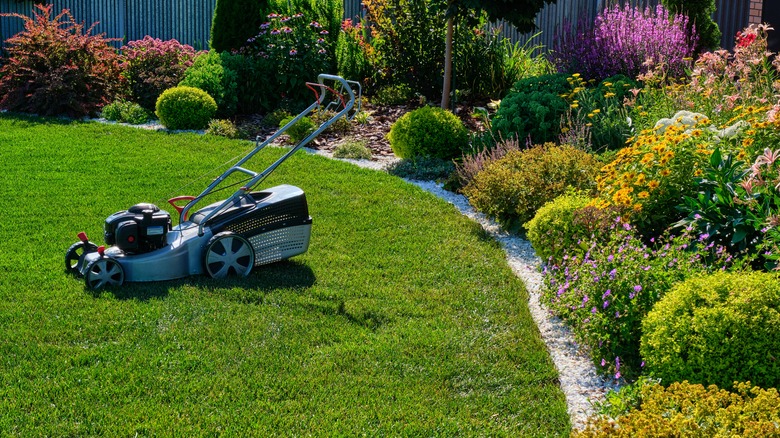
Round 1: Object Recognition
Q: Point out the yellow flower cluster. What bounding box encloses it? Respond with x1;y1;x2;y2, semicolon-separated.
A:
596;122;709;217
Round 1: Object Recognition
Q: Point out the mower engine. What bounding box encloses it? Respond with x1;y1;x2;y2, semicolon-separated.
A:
104;203;171;254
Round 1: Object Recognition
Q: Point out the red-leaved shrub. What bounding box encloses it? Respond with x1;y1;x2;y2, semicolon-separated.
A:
0;4;122;117
120;36;199;110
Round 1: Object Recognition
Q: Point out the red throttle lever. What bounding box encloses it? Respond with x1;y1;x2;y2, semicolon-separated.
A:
168;196;197;221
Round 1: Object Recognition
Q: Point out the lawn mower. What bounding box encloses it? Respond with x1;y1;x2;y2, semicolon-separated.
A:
65;74;360;290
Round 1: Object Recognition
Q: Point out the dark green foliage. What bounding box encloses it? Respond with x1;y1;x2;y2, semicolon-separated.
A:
0;5;122;117
661;0;721;51
388;106;468;160
372;83;415;106
210;0;267;52
462;143;599;227
641;272;780;390
491;73;571;144
155;86;217;130
456;0;555;33
219;53;265;114
180;51;239;117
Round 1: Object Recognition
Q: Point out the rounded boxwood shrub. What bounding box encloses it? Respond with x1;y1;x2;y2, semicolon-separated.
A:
388;106;468;160
524;190;591;265
155;86;217;130
641;271;780;390
462;143;599;227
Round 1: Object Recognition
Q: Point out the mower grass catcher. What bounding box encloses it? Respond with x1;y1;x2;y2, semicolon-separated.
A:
65;74;360;290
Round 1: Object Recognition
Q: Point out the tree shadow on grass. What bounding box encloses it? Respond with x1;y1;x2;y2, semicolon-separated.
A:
90;260;316;303
0;111;87;128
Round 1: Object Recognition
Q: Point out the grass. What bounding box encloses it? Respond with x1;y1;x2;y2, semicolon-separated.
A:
0;113;569;436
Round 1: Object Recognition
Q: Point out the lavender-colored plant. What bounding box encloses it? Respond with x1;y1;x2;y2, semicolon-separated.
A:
541;219;732;380
551;4;696;81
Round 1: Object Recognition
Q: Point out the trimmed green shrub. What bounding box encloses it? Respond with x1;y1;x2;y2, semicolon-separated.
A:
524;190;591;265
101;100;149;125
279;115;315;143
332;138;372;160
210;0;268;52
641;272;780;390
388;106;468;161
180;50;239;117
155;86;217;130
462;143;599;227
206;119;238;138
576;382;780;437
491;73;571;144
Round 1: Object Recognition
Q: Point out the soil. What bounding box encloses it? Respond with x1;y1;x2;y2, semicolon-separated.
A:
234;102;486;160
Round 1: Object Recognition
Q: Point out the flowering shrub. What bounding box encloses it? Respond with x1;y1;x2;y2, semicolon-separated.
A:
463;143;599;227
551;4;696;82
0;4;122;117
456;136;522;188
575;382;780;437
361;0;445;98
631;25;780;131
121;36;199;110
541;222;729;380
641;272;780;389
595;113;719;236
242;12;330;110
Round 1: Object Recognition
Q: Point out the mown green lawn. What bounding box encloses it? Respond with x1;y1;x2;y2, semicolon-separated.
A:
0;114;569;436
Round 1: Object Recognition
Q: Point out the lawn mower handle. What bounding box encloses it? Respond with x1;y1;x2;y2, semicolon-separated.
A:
179;74;359;234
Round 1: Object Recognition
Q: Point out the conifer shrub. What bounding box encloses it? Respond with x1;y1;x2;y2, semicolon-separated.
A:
575;382;780;437
121;37;199;111
641;272;780;390
210;0;268;52
463;143;599;227
388;106;468;161
180;50;239;117
155;86;217;130
0;4;122;117
661;0;721;52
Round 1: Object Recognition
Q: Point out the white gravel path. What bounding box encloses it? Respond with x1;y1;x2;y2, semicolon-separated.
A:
314;151;622;430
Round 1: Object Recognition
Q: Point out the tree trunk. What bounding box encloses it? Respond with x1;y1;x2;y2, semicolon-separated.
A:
441;15;454;110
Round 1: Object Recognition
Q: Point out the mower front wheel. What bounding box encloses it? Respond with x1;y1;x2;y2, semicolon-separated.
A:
65;241;98;276
204;232;255;279
84;257;125;290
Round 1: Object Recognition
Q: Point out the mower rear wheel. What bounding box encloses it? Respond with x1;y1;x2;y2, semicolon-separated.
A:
84;257;125;290
65;241;97;276
204;232;255;278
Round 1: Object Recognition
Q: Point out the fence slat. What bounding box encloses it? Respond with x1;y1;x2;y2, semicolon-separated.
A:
0;0;754;53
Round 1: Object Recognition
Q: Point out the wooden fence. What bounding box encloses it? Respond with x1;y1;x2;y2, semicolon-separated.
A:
0;0;753;52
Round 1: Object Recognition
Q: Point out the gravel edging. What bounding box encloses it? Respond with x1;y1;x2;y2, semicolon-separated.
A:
312;151;622;430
